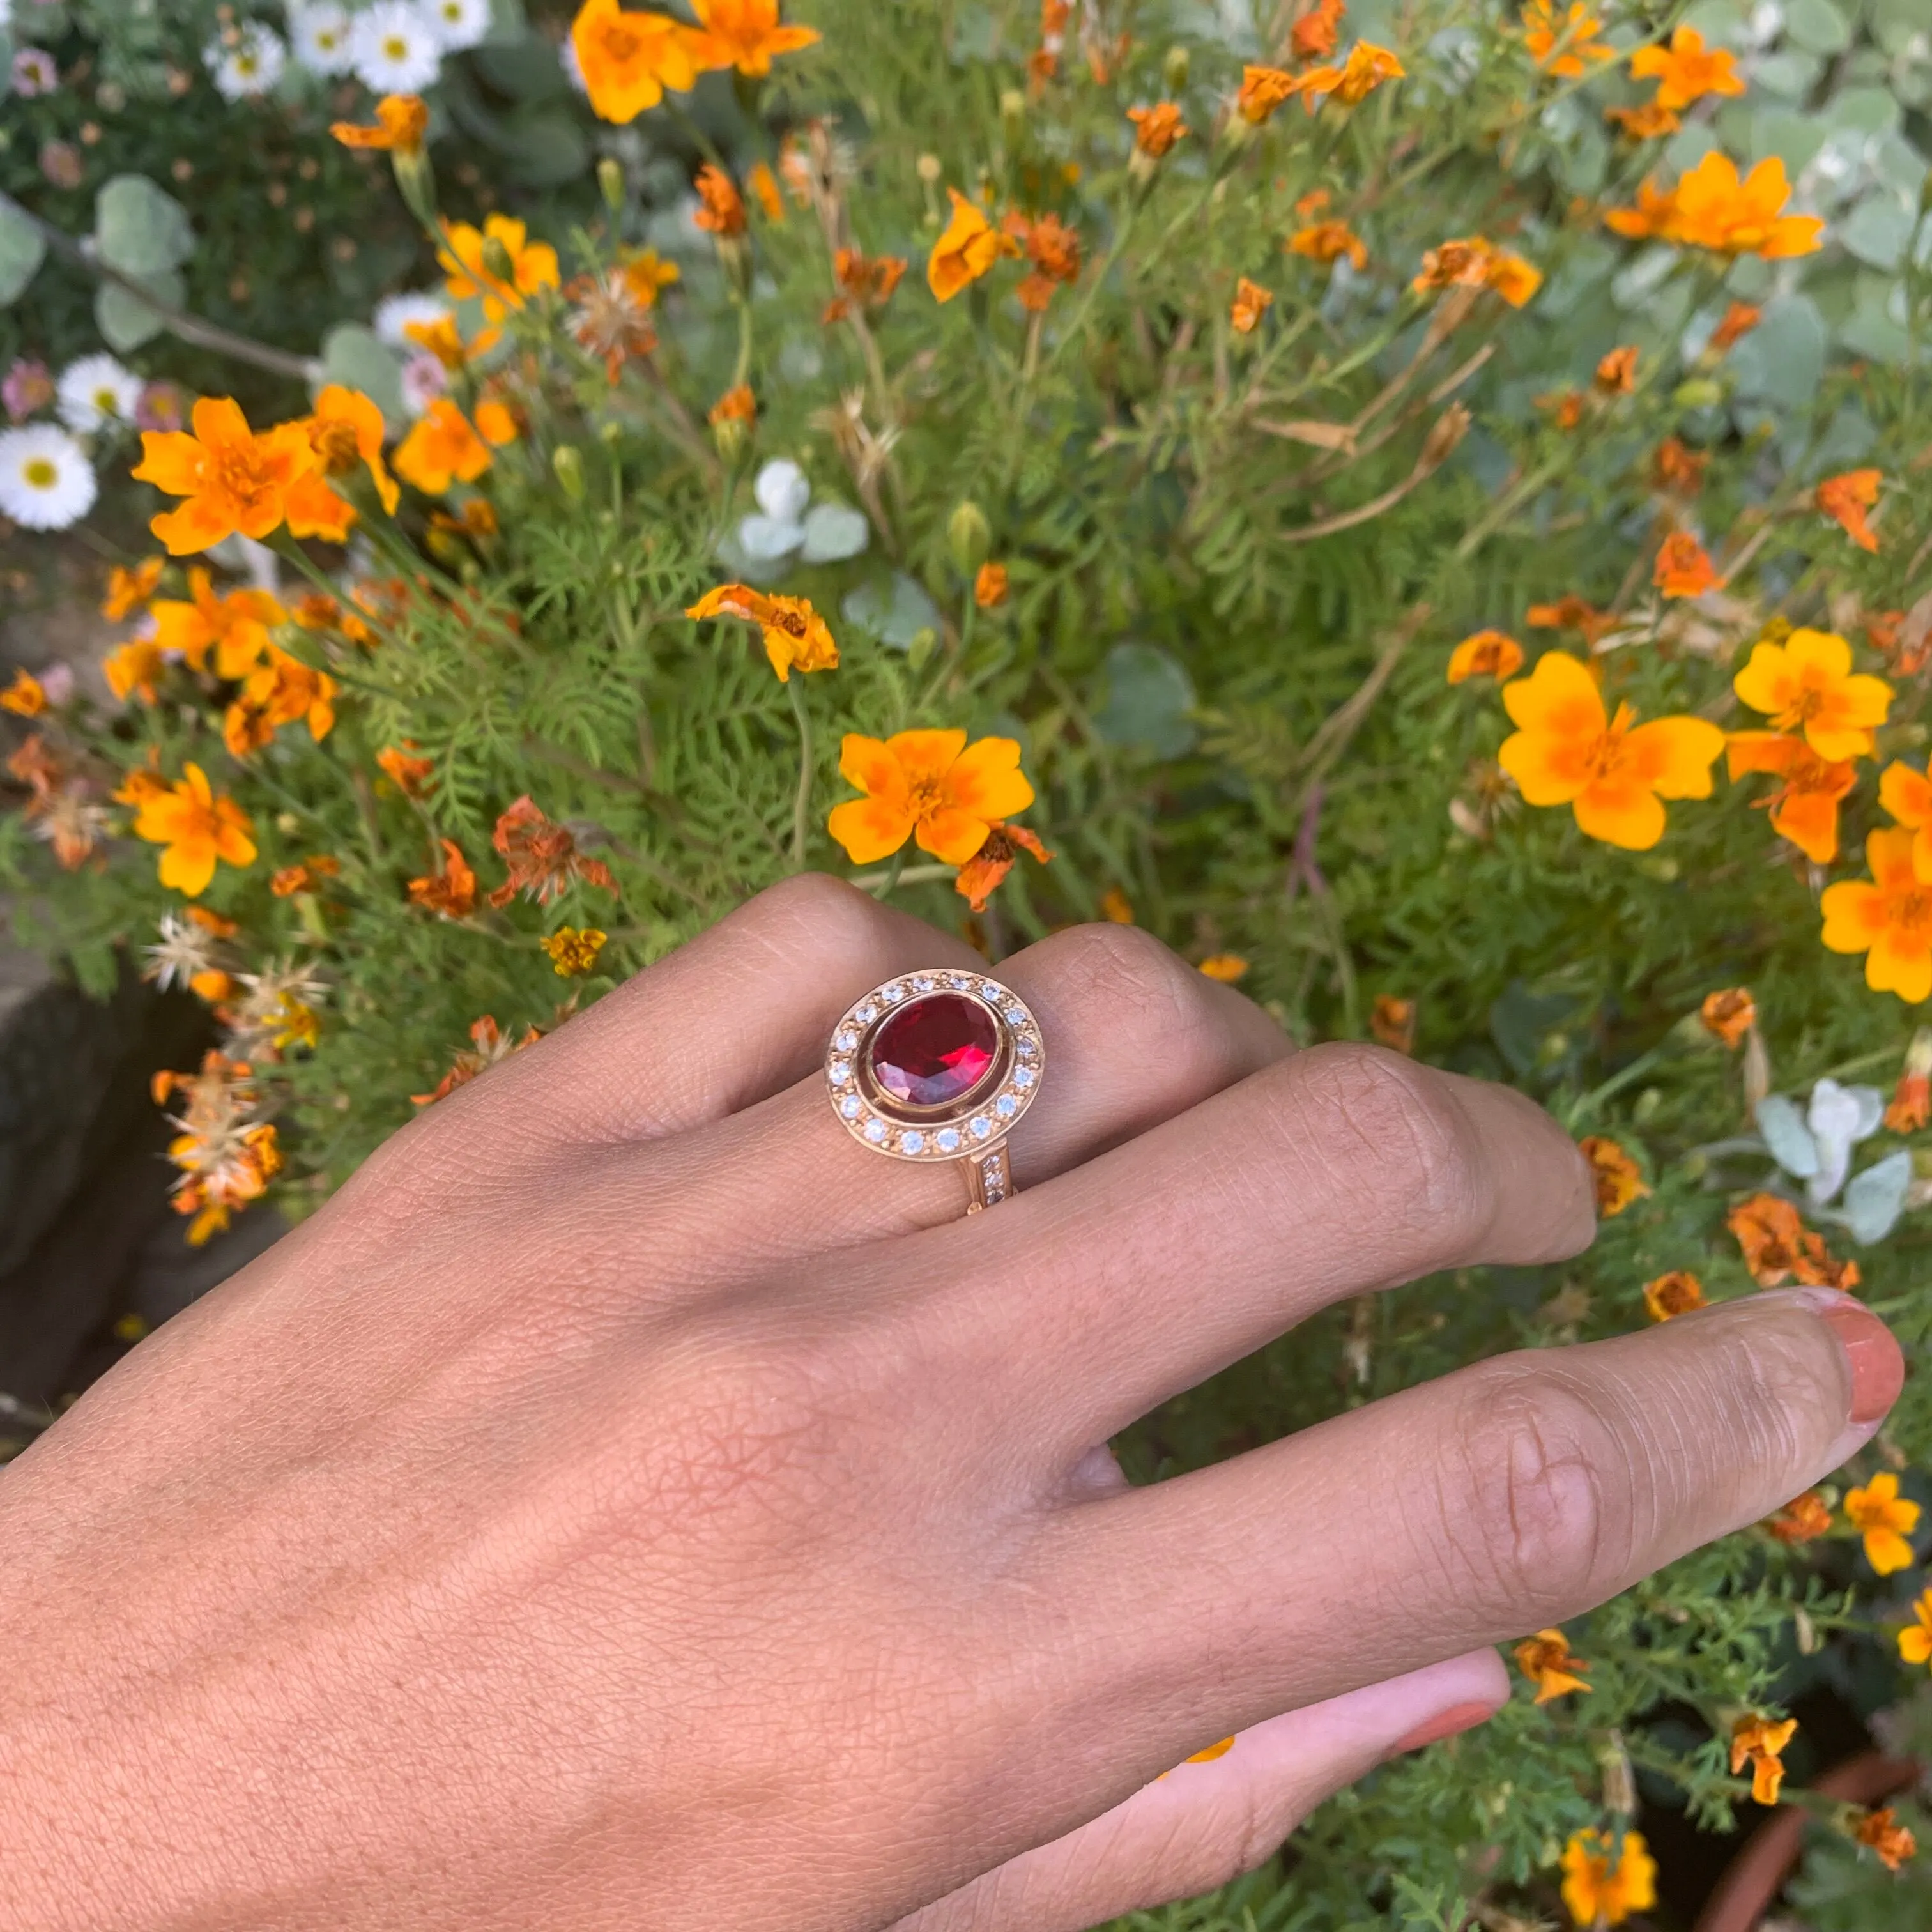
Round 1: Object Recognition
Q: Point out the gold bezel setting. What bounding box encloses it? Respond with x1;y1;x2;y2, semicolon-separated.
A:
825;969;1044;1165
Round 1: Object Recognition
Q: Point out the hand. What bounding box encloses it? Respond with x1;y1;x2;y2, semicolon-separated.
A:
0;877;1901;1932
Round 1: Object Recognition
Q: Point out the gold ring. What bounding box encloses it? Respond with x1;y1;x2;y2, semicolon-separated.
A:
825;969;1045;1213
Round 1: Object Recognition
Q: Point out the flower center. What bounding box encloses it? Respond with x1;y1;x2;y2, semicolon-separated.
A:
312;420;362;474
22;459;56;489
382;34;407;57
905;774;949;820
603;24;641;59
213;442;279;509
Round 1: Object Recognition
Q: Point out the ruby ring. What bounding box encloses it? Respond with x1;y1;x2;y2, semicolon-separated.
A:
825;970;1044;1213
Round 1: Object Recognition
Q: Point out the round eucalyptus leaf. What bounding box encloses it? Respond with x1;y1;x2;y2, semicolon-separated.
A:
800;502;870;564
95;173;195;277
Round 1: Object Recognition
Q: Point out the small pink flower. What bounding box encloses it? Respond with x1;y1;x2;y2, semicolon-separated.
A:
12;48;59;96
134;381;188;434
39;139;83;189
2;359;54;423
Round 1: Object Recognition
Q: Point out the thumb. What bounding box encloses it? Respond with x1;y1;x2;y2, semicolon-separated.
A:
891;1652;1508;1932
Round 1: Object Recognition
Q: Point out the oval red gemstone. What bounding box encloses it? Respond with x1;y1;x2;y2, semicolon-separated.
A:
869;993;998;1107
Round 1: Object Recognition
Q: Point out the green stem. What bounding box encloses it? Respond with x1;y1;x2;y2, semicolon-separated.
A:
786;676;813;871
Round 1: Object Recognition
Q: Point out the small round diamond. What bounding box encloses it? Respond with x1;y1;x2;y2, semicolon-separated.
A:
995;1093;1018;1118
912;975;935;993
829;1060;851;1085
856;1003;879;1023
982;978;1004;998
900;1130;926;1154
1004;1008;1027;1029
864;1118;888;1143
1013;1066;1036;1089
936;1128;962;1153
1016;1038;1038;1058
835;1027;859;1052
970;1116;992;1139
840;1094;863;1119
883;982;907;1002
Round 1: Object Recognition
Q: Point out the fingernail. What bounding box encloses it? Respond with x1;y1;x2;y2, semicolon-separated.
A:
1388;1701;1496;1756
1812;1300;1906;1425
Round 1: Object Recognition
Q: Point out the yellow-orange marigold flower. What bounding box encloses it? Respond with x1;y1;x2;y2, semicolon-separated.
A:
1100;886;1135;923
392;400;496;496
0;669;45;716
1726;733;1858;866
1606;153;1824;259
1446;630;1524;684
1128;102;1190;156
1880;760;1932;883
1290;220;1368;270
1528;595;1613;641
102;556;164;621
1767;1491;1832;1544
827;729;1035;866
1731;1715;1798;1807
298;383;399;528
404;314;500;370
686;583;838;682
223;646;338;758
1654;531;1723;599
954;820;1051;912
1887;1028;1932;1132
408;839;478;919
709;383;756;425
131;762;257;897
570;0;705;122
150;567;284;680
1699;986;1756;1047
687;0;818;77
975;562;1009;608
1818;469;1883;554
1514;1628;1590;1703
1412;235;1542;307
1560;1830;1657;1929
1595;346;1639;394
103;636;167;704
1899;1588;1932;1668
438;214;560;321
131;396;340;556
928;189;1020;302
1236;65;1298;123
825;248;907;321
1199;954;1250;983
1733;627;1890;762
1580;1135;1648;1216
1630;26;1745;111
1231;276;1273;332
1524;0;1614;76
1290;0;1344;63
1370;994;1416;1053
377;743;434;796
1328;41;1405;103
693;163;748;236
1846;1471;1921;1575
1728;1192;1860;1291
1652;436;1708;495
1606;102;1681;140
1004;210;1082;310
1498;650;1724;850
1644;1269;1706;1321
1712;300;1763;351
330;93;428;153
543;925;610;976
1853;1807;1918;1871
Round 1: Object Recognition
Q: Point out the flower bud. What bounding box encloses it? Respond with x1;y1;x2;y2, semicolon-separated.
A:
1000;88;1026;147
916;152;942;183
597;157;625;213
712;415;750;462
1674;377;1724;409
947;500;992;576
392;148;438;231
907;627;939;670
552;444;586;500
1163;43;1190;91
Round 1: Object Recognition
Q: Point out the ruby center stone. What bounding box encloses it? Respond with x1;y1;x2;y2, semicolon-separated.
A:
869;994;997;1108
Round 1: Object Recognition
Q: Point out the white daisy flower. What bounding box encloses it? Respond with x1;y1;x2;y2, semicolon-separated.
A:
55;353;143;433
287;3;357;75
0;425;98;530
206;22;288;100
422;0;493;54
374;290;452;346
351;3;442;93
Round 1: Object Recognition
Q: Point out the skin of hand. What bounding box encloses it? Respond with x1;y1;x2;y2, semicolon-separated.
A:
0;876;1902;1932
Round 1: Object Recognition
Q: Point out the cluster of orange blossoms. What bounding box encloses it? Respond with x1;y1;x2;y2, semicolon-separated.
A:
1607;26;1745;139
1514;1627;1590;1703
1606;151;1824;260
569;0;818;123
1728;1193;1860;1294
153;1050;282;1245
1561;1828;1656;1929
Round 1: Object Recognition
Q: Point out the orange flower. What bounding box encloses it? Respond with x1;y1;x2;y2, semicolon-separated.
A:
1710;300;1763;351
1199;954;1250;983
223;646;338;758
1595;346;1639;394
1412;236;1542;307
975;562;1009;608
487;797;619;908
403;314;500;370
824;248;907;321
1731;1715;1797;1807
1446;630;1524;684
1498;651;1724;850
1733;628;1890;761
296;384;399;531
1643;1269;1706;1321
1767;1491;1832;1544
1290;220;1368;270
1606;102;1680;140
1514;1627;1590;1703
1527;595;1613;642
1231;276;1274;333
1825;830;1932;1004
1100;885;1135;923
1128;102;1190;156
1818;469;1883;554
1523;1;1614;76
1368;993;1416;1053
618;247;681;308
408;839;479;919
1540;389;1585;431
376;743;434;795
709;383;757;425
1846;1472;1920;1575
1652;436;1707;494
1327;42;1404;103
1289;0;1344;60
827;729;1035;866
130;762;257;896
392;400;496;496
1654;532;1722;599
1726;733;1858;865
412;1015;542;1107
1880;760;1932;883
1236;65;1299;124
1004;210;1082;310
437;215;560;321
131;396;341;556
1699;988;1756;1047
928;189;1020;302
687;584;836;682
150;567;284;680
1853;1807;1917;1871
1579;1135;1648;1216
543;926;610;977
687;0;818;77
693;163;748;237
102;556;164;621
0;669;45;717
103;636;167;704
1629;26;1744;111
1900;1589;1932;1668
570;0;705;122
1728;1192;1860;1291
954;819;1052;912
329;93;428;154
1887;1029;1932;1133
1561;1830;1656;1929
1606;154;1824;259
270;855;339;899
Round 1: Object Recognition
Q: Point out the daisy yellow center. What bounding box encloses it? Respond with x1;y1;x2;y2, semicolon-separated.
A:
383;34;408;57
22;458;57;489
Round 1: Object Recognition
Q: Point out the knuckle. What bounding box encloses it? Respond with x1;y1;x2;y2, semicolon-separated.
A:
1432;1364;1621;1620
1041;922;1211;1038
737;870;894;958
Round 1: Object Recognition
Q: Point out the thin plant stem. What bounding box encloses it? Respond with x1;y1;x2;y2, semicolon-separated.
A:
786;676;814;870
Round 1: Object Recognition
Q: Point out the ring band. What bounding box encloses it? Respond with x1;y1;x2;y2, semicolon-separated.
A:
825;969;1045;1214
